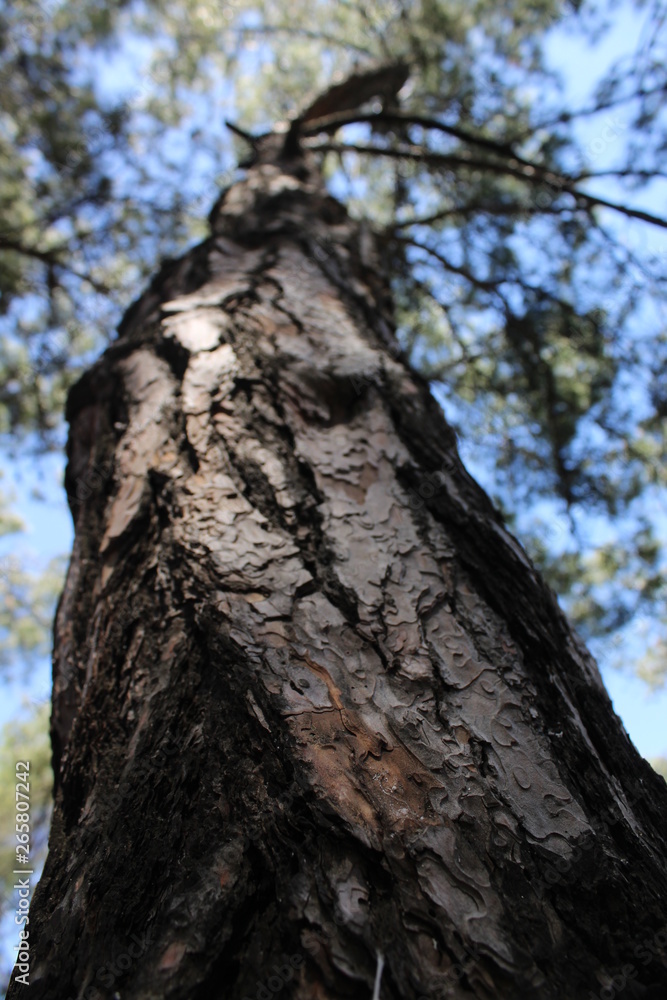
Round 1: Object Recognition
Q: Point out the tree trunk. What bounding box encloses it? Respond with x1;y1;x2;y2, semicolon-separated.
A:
10;149;667;1000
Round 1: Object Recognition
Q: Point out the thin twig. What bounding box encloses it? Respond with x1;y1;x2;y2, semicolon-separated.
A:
301;109;526;166
307;141;667;230
523;82;667;135
372;952;385;1000
0;237;111;294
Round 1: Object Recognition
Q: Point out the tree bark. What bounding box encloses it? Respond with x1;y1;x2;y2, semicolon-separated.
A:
10;148;667;1000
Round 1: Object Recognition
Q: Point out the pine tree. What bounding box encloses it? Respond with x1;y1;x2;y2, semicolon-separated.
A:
8;93;667;1000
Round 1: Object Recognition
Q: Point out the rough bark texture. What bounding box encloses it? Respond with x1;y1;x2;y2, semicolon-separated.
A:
10;147;667;1000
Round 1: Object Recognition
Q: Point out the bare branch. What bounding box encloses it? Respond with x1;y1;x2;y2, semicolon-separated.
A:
0;237;111;294
393;235;502;296
524;83;667;134
572;168;667;181
306;137;572;184
230;24;373;58
392;200;583;229
300;109;528;165
307;140;667;230
572;189;667;230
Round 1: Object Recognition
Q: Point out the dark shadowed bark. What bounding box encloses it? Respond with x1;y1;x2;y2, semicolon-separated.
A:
9;137;667;1000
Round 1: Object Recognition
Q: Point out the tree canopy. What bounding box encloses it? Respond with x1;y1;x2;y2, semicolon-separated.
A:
1;0;666;693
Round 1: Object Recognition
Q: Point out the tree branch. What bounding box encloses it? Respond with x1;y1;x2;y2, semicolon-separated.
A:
301;109;529;166
572;189;667;230
308;140;667;230
0;237;111;294
524;83;667;134
393;235;502;296
572;168;667;181
391;199;583;229
230;24;373;58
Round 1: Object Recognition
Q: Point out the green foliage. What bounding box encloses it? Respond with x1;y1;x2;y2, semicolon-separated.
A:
650;756;667;780
0;553;65;672
0;481;66;673
0;0;665;685
0;697;52;989
637;638;667;690
0;698;52;919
